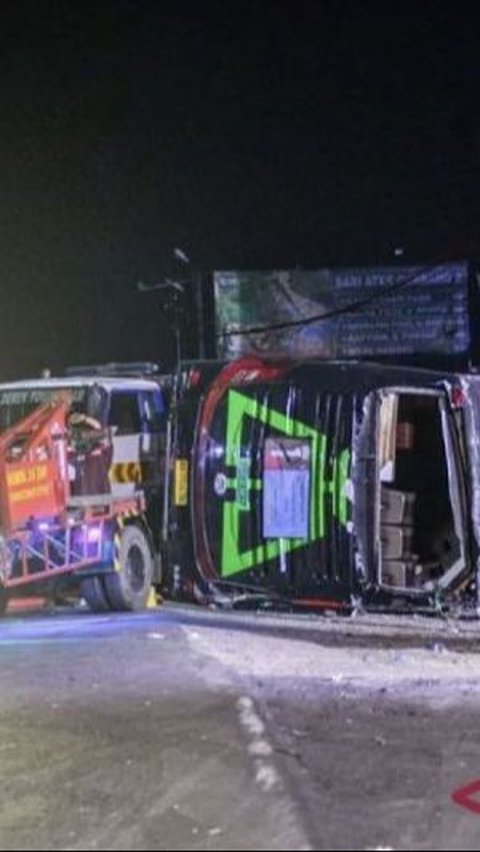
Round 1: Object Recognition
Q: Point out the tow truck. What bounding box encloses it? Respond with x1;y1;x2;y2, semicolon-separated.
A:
0;363;170;614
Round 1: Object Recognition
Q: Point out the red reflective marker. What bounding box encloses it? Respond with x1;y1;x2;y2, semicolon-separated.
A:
452;780;480;815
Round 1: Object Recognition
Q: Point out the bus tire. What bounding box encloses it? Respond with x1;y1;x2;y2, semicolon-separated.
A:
104;524;154;612
81;576;111;613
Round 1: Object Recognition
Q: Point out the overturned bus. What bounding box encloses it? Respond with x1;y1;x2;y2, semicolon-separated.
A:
166;356;480;614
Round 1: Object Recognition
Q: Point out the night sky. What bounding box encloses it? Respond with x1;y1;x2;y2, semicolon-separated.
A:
1;1;479;378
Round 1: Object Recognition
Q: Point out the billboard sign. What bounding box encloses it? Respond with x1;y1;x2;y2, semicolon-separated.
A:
215;262;471;362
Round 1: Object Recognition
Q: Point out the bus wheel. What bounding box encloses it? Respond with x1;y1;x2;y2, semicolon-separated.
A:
81;577;111;613
104;524;153;612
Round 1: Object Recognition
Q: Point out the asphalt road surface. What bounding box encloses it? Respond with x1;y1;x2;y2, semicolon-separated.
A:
1;604;480;851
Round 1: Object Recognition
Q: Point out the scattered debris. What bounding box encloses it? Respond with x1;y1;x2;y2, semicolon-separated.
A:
365;846;394;851
429;642;448;655
208;827;223;837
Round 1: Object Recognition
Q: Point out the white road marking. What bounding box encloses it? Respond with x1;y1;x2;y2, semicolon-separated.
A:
237;695;280;792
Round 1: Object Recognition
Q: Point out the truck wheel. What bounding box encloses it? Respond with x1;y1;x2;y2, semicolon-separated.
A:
80;576;111;613
104;524;153;612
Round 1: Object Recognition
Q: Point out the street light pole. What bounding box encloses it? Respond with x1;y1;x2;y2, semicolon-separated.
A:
174;247;205;360
137;277;185;552
137;278;185;369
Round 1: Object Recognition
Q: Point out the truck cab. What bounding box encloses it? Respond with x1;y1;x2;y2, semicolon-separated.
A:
0;364;170;613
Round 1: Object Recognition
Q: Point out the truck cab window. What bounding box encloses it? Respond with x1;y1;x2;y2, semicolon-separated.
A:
108;393;141;435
